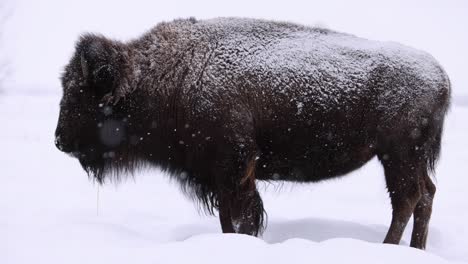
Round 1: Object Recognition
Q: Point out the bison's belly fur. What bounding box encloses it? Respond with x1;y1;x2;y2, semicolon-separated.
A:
55;17;451;250
252;113;377;182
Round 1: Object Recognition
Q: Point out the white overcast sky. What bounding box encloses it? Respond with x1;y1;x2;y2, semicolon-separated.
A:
3;0;467;96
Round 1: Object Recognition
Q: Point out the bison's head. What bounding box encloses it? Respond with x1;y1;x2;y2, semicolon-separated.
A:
55;34;135;181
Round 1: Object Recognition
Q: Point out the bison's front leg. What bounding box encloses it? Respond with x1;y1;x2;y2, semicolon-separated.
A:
230;187;265;236
215;149;265;236
218;192;236;233
217;187;264;235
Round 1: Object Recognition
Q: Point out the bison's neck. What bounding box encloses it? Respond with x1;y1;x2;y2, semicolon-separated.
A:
122;85;189;145
124;26;218;170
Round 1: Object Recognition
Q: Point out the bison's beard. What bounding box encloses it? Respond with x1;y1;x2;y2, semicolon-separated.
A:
78;153;106;183
72;145;113;183
76;146;144;184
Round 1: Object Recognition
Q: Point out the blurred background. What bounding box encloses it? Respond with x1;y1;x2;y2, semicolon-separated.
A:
1;0;467;99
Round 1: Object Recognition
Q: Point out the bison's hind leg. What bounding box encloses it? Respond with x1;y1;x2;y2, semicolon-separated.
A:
380;152;422;247
410;171;436;249
378;146;436;249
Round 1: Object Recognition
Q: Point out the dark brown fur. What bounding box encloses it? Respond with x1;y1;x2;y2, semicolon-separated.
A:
55;18;450;249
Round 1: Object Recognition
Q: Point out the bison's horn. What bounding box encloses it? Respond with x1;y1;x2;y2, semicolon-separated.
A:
80;52;89;79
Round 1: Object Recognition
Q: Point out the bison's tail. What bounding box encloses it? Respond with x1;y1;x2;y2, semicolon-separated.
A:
426;120;444;174
426;72;451;174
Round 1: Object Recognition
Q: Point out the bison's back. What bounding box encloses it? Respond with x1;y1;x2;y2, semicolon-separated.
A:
192;18;449;117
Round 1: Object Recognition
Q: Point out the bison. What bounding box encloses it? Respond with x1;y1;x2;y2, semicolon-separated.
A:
55;17;450;249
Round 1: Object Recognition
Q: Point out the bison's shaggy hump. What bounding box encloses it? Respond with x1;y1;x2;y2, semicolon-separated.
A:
56;17;450;249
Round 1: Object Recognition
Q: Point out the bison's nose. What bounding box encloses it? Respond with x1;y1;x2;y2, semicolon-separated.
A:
55;135;65;151
55;135;74;153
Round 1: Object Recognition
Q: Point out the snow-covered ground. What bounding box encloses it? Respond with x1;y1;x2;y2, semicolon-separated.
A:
1;94;467;263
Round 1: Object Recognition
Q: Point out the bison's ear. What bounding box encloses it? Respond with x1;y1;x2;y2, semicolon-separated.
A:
77;34;122;97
